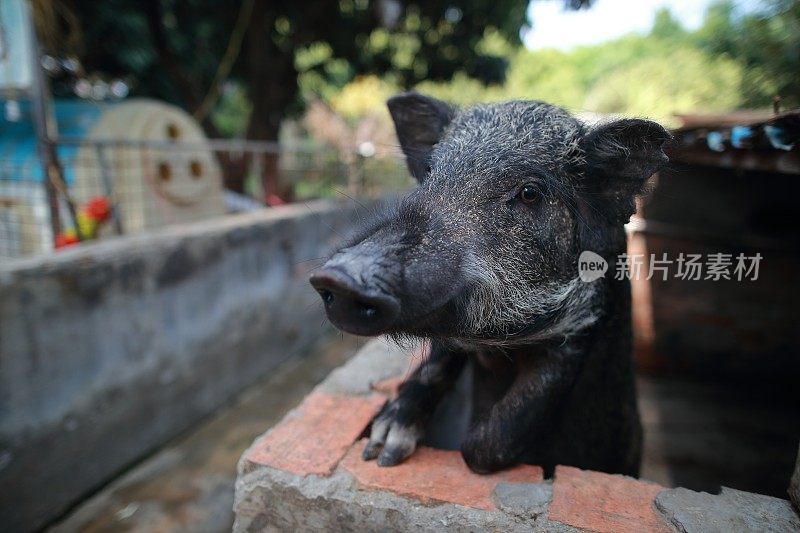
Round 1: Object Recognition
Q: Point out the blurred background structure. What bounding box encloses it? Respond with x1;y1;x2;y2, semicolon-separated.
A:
0;0;798;531
2;0;798;258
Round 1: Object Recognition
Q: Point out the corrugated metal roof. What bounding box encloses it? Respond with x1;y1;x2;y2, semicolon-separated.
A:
669;109;799;175
674;110;800;132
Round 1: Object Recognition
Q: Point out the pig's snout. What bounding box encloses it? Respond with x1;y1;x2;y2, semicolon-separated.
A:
310;267;400;336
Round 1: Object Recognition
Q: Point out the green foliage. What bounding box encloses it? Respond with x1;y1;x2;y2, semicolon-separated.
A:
584;48;744;123
329;76;397;120
505;49;585;109
46;0;798;137
211;81;252;137
414;73;506;106
330;1;798;125
650;7;687;41
51;0;534;142
695;0;800;108
295;1;531;103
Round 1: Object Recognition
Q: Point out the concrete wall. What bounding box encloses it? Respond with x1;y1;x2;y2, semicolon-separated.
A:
0;199;377;532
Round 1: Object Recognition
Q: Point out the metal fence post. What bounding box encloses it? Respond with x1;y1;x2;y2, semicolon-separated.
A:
94;143;123;235
22;0;62;243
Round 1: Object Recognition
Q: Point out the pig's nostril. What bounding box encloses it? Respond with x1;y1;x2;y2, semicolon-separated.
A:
309;267;400;335
358;302;377;318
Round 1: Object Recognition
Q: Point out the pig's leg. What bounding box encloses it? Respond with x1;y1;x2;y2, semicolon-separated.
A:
460;347;582;474
363;342;467;466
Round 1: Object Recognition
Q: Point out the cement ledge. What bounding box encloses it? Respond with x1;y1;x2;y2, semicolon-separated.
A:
0;198;384;532
0;199;349;274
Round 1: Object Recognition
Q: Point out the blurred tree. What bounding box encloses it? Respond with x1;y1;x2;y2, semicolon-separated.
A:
650;7;686;41
695;0;800;108
38;0;595;194
40;0;578;194
505;48;584;109
496;1;798;121
414;72;506;106
584;47;744;124
328;75;396;121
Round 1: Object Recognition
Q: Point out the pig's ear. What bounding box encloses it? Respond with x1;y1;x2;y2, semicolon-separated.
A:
579;118;671;223
388;92;454;182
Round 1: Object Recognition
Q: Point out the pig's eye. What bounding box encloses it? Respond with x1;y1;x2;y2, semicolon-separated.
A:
518;183;539;205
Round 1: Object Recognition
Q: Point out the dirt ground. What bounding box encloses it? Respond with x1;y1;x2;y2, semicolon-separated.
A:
49;334;799;532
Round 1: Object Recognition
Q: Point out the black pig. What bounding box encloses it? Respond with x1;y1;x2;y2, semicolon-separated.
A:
310;93;669;476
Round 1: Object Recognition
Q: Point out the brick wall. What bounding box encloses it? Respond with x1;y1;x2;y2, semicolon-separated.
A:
234;340;800;532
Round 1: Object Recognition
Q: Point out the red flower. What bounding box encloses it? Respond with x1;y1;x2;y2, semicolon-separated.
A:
83;197;112;222
55;233;80;248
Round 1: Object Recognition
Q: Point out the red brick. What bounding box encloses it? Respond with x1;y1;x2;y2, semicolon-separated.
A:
246;392;386;477
341;439;544;510
549;465;670;533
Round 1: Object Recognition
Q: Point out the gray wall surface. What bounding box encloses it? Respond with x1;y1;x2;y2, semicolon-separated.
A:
0;199;379;532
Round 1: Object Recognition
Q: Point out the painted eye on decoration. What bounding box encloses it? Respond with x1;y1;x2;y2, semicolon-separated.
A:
518;183;539;205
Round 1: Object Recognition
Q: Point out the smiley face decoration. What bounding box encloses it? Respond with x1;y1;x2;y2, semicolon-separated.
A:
73;99;225;233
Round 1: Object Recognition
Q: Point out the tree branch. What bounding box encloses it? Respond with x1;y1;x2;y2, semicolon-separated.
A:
141;0;200;110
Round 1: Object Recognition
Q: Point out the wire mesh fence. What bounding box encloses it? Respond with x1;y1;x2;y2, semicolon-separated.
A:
0;138;411;261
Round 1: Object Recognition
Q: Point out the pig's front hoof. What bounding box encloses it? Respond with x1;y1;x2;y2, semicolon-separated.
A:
461;454;496;475
461;435;514;474
361;441;383;461
362;400;424;467
376;448;408;467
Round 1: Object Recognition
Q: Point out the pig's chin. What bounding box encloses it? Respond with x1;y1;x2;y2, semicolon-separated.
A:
386;311;560;348
385;300;461;339
371;286;565;345
461;311;562;344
